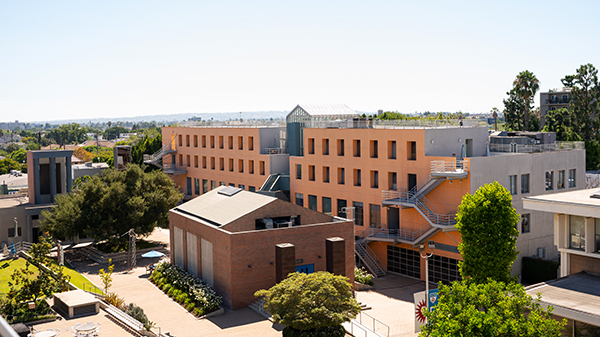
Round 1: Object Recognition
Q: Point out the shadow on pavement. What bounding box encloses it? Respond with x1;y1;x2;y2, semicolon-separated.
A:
207;308;283;331
364;274;427;303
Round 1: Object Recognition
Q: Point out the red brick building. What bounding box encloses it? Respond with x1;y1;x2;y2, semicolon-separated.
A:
169;186;354;310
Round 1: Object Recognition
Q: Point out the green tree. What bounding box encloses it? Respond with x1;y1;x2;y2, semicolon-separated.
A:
9;148;27;164
0;158;20;174
255;272;360;336
41;164;182;242
543;108;580;141
420;280;567;337
561;63;600;142
104;126;129;140
513;70;540;131
131;134;162;169
503;71;540;131
456;181;519;284
46;123;87;148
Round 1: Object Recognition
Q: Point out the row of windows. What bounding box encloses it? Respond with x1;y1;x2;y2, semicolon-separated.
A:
306;139;417;160
569;215;600;252
179;134;254;151
179;155;266;175
508;169;576;195
294;193;381;226
296;165;402;190
191;177;256;196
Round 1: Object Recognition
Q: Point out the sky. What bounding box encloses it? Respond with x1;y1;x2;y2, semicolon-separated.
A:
1;0;600;122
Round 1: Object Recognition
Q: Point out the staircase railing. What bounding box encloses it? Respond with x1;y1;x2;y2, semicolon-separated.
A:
359;240;386;272
144;136;178;167
354;241;385;277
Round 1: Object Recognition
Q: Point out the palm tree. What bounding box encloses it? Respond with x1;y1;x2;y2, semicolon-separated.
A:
513;70;540;131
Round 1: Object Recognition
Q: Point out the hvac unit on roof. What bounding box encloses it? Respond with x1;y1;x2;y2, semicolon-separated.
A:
274;220;292;228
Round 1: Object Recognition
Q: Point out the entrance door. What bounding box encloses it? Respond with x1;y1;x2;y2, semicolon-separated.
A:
32;227;40;243
388;207;399;231
466;139;473;157
408;174;417;192
295;264;314;274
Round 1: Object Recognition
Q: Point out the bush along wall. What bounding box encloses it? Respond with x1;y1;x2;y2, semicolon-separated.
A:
149;260;222;317
521;256;559;285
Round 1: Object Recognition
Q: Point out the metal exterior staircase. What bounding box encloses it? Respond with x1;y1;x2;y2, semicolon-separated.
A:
143;136;183;174
355;240;386;278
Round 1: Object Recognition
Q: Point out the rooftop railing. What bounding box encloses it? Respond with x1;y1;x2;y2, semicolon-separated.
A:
173;121;285;128
490;141;584;153
306;118;488;129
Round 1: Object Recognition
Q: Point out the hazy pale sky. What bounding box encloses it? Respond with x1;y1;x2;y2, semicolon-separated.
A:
1;1;599;122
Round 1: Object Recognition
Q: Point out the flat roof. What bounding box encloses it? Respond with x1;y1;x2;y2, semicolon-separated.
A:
523;189;600;218
172;186;277;226
526;272;600;325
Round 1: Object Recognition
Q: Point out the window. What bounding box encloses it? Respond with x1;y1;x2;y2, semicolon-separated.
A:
202;156;207;169
388;141;396;159
296;193;304;206
194;178;200;195
296;164;302;179
371;170;379;188
389;172;397;190
228;136;233;149
238;136;243;150
387;246;420;279
210;136;215;148
408;141;416;160
193;135;198;147
369;204;381;227
338;168;345;185
239;184;245;190
545;171;553;190
194;156;198;168
211;180;217;189
570;215;585;250
337;139;344;156
178;135;182;146
308;165;315;181
323;166;330;183
521;174;530;194
353;201;364;226
238;159;244;173
219;157;224;171
220;182;226;186
249;186;256;192
259;161;265;175
595;219;600;252
179;154;183;165
521;214;530;233
308;195;317;211
186;155;190;167
249;160;254;174
353;139;361;157
186;135;190;147
354;169;361;186
509;175;517;195
8;227;22;237
219;136;224;149
322;139;329;155
428;254;461;285
249;136;254;151
337;199;347;218
569;169;576;187
211;157;215;170
370;140;378;158
308;138;315;154
229;158;234;172
557;170;565;189
202;135;206;148
202;179;208;193
229;183;235;187
322;197;332;215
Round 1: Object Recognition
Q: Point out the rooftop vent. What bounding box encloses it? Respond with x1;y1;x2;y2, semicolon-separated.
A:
590;190;600;199
218;186;242;197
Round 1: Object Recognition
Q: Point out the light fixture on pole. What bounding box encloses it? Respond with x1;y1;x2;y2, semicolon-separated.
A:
418;240;436;313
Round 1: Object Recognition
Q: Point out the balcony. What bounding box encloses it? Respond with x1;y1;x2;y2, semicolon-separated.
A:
489;141;584;154
163;163;187;175
545;98;571;104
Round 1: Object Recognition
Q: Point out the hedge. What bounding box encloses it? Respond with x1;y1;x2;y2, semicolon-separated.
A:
521;256;559;285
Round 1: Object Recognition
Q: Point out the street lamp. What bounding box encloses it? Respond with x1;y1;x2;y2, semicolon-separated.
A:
417;240;436;312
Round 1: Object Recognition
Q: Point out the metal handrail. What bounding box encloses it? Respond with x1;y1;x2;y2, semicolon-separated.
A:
489;141;584;153
357;311;390;337
430;159;469;174
363;242;386;271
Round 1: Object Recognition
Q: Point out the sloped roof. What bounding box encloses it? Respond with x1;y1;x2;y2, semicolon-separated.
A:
292;104;358;117
172;186;277;226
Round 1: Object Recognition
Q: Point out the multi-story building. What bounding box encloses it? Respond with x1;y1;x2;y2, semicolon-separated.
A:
540;88;572;128
156;104;585;285
523;189;600;335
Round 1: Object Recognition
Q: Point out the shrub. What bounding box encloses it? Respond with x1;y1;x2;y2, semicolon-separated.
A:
521;257;559;284
354;267;374;286
193;308;204;317
163;284;171;293
282;325;346;337
124;303;154;331
105;292;126;309
186;303;195;311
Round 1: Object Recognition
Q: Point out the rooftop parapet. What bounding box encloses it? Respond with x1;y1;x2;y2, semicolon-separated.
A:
489;141;584;154
305;118;488;129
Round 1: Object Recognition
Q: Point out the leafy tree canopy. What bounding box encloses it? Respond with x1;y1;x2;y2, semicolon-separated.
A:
561;63;600;142
0;158;20;175
503;70;540;131
41;164;182;242
456;181;519;284
9;148;27;164
46;123;88;148
255;272;361;331
420;280;566;337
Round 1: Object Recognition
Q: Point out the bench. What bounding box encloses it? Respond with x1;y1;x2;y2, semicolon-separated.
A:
105;304;144;333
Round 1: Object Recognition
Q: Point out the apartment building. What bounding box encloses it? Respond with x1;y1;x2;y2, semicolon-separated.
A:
157;104;585;284
523;190;600;335
540;88;572;128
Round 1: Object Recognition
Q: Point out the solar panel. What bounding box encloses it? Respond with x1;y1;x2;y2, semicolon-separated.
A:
218;186;242;197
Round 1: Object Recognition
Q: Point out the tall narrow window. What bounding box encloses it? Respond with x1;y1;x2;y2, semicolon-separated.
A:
569;169;576;187
521;174;530;194
322;197;332;215
353;140;361;157
323;166;330;183
186;135;190;147
509;175;517;195
194;178;200;195
249;160;254;174
557;170;565;189
388;141;397;159
259;161;265;175
211;157;215;170
228;136;233;149
238;159;244;173
337;139;345;156
186;155;190;167
353;201;364;226
229;158;234;172
389;172;397;190
178;135;182;147
370;204;381;227
296;164;302;179
202;179;208;193
219;158;224;171
211;180;217;189
296;193;304;206
308;195;318;211
354;169;361;186
219;136;224;149
202;135;206;148
337;199;347;218
371;170;379;188
238;136;243;150
210;136;215;148
370;140;378;158
308;138;315;154
338;168;345;185
194;135;198;147
545;171;553;190
569;215;585;250
595;219;600;252
521;214;530;233
308;165;315;181
249;136;254;151
323;139;329;155
408;141;416;160
194;155;198;168
202;156;207;169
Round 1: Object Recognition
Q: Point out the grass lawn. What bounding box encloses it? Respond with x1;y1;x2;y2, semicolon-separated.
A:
0;258;103;296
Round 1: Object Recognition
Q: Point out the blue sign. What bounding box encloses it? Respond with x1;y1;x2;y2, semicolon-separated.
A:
428;289;439;309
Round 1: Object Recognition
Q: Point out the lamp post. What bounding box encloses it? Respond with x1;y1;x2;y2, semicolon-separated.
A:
418;240;436;312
